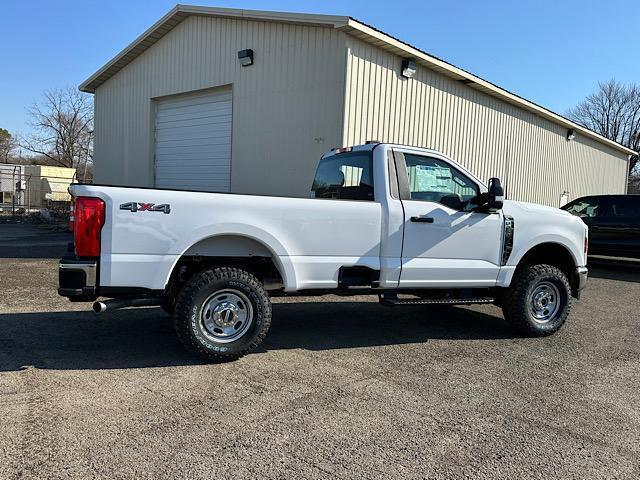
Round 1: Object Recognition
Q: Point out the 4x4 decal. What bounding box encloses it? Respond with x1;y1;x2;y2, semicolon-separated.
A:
120;202;171;214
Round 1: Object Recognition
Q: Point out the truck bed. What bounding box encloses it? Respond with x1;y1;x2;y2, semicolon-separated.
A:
70;183;383;291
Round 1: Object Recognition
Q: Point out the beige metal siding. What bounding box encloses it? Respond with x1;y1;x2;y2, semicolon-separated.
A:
93;16;347;196
342;37;630;206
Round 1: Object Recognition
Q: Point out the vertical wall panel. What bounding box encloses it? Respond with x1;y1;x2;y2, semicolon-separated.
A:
342;37;629;206
94;17;347;197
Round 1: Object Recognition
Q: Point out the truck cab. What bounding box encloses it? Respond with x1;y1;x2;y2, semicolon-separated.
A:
313;144;506;288
59;143;589;362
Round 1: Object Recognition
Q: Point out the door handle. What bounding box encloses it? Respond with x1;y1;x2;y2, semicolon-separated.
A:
411;216;434;223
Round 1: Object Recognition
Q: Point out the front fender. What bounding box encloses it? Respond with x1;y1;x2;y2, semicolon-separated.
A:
509;234;582;267
497;234;584;287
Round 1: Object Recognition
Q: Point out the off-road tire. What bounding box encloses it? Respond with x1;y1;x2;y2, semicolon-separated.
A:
160;296;175;316
502;264;572;337
174;267;272;361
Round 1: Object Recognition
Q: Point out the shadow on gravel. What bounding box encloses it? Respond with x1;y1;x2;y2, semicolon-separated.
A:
0;224;71;259
0;245;70;259
588;262;640;284
0;302;514;372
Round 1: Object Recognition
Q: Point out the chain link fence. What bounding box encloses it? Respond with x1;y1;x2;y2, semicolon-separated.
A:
0;164;83;224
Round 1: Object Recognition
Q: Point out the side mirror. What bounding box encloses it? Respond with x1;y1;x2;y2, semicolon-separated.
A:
487;177;504;210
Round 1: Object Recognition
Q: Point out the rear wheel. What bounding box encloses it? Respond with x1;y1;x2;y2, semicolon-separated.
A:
174;267;272;361
160;295;175;316
503;264;572;336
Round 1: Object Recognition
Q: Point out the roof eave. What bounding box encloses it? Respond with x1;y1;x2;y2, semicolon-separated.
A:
80;5;182;93
340;19;637;157
338;19;636;157
77;5;637;157
79;5;349;93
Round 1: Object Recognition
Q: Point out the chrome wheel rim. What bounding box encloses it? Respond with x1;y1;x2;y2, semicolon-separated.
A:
200;289;253;343
528;281;561;324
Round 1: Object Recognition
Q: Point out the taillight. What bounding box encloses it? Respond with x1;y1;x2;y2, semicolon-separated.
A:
74;196;105;257
584;232;589;257
69;199;75;232
333;147;353;154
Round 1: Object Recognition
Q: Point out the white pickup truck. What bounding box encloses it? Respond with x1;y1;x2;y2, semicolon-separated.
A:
59;143;588;361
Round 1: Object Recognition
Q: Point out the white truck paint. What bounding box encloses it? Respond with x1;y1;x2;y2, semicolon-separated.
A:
70;144;586;291
60;143;589;361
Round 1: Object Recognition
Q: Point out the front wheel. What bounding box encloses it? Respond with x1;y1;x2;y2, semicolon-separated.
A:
502;264;572;336
174;267;272;361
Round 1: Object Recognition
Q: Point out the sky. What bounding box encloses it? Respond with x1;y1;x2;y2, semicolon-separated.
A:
1;0;639;139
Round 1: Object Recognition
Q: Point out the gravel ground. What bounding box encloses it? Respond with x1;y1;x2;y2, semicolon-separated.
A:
0;224;71;259
0;237;639;479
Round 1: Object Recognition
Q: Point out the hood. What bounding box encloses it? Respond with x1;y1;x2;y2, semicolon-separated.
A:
502;199;574;218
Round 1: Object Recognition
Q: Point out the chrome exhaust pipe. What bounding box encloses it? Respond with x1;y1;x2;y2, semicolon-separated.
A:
92;296;163;313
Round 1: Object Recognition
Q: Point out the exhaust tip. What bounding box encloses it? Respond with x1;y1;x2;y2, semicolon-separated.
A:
92;301;107;313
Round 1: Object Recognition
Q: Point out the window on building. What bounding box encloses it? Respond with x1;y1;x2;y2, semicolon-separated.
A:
311;152;374;201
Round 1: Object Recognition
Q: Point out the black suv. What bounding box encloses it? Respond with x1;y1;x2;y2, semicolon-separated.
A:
562;195;640;259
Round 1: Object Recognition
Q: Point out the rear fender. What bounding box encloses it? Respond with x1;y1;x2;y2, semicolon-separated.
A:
167;223;297;291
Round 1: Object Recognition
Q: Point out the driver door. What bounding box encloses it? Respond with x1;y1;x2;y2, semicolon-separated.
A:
396;151;503;287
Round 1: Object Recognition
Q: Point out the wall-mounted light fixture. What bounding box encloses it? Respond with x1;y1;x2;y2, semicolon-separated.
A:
566;128;576;141
401;59;417;79
238;49;254;67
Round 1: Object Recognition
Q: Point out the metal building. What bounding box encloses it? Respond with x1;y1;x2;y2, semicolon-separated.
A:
80;5;635;206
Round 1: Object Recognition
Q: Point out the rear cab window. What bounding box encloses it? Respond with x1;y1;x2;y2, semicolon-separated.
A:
311;151;374;201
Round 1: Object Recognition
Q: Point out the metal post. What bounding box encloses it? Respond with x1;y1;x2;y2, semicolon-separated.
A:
26;174;31;213
11;166;16;216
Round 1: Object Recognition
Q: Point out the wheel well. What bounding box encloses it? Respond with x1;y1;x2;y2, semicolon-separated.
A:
166;235;285;297
517;242;579;295
166;256;284;298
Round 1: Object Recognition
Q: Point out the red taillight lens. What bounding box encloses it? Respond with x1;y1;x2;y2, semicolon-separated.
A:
69;200;75;232
74;196;105;257
584;233;589;257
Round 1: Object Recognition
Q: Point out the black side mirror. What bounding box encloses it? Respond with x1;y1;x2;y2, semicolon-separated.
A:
487;178;504;210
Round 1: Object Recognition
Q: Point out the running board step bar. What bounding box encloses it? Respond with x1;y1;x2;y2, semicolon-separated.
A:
380;296;494;306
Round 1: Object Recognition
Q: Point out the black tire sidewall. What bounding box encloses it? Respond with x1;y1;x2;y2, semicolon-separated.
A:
175;268;271;360
523;271;570;333
160;296;175;316
504;264;572;336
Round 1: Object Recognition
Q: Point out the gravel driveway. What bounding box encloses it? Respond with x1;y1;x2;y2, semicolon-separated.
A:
0;229;639;479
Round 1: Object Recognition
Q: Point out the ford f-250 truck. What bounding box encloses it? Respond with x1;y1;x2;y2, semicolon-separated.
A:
59;143;588;361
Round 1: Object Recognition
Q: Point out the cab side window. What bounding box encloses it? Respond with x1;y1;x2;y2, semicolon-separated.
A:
565;198;600;218
311;152;374;201
403;154;479;211
606;197;640;218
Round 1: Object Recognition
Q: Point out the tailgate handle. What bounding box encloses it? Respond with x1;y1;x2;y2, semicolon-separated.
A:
411;216;434;223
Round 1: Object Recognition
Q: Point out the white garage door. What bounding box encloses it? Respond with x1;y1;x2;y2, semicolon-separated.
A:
154;87;232;192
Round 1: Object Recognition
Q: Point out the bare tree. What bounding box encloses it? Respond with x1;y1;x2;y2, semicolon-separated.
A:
567;79;640;175
21;87;93;175
0;128;16;163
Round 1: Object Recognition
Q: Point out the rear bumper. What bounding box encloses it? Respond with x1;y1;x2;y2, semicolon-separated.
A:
58;257;98;301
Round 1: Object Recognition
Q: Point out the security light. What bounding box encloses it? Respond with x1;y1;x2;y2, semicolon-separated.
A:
401;59;417;79
567;129;576;141
238;49;254;67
